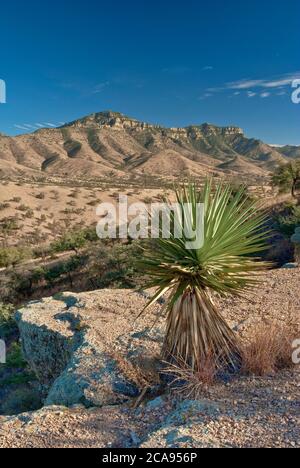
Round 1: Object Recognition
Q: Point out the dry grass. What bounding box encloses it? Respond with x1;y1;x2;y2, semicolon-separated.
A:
161;319;299;396
162;353;218;398
242;322;299;376
109;351;157;389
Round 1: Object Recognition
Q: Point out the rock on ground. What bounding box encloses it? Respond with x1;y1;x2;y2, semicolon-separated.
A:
15;289;164;408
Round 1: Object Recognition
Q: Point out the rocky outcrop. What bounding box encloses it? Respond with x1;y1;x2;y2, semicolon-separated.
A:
15;290;164;408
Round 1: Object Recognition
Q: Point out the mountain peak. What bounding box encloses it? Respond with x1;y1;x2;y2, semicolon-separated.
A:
65;110;144;129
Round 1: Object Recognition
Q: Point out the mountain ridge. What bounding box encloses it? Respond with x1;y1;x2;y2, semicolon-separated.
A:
0;111;298;180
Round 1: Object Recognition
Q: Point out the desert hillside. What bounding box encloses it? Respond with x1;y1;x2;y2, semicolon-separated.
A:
0;111;296;181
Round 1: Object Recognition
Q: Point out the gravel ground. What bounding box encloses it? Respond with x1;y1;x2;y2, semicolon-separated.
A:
0;368;299;448
0;268;299;448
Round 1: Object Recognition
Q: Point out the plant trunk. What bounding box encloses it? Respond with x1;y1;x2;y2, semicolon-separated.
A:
163;288;240;372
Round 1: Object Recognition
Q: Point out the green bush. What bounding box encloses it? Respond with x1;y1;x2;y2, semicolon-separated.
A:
0;246;32;268
5;343;27;369
0;387;42;415
50;230;88;254
0;303;16;339
276;205;300;237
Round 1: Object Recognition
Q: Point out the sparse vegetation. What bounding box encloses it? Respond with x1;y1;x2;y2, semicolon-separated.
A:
0;387;42;416
242;322;298;376
50;230;88;254
17;204;30;212
0;303;16;339
0;202;10;210
0;246;32;268
35;192;45;200
0;306;41;416
272;161;300;200
276;204;300;238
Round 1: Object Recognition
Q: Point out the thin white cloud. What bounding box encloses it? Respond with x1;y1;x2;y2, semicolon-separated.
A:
14;122;63;132
91;81;110;94
23;124;38;129
247;91;257;98
14;125;30;131
260;92;271;98
204;72;300;99
228;79;264;90
227;73;300;91
203;66;213;71
198;92;213;100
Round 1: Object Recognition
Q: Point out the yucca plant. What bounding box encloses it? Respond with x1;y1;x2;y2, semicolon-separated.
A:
137;180;271;373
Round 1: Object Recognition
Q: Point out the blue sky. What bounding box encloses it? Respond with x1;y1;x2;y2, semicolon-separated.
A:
0;0;299;144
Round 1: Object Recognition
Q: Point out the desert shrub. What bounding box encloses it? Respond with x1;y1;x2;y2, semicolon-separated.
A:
143;197;153;204
35;192;45;200
44;255;87;287
0;303;16;339
0;202;10;210
24;209;34;218
67;200;77;207
50;230;88;254
68;190;81;199
0;248;10;268
30;267;47;286
88;200;99;207
11;197;21;203
162;353;218;398
0;217;19;234
265;238;294;265
242;323;298;376
276;205;300;238
83;226;99;242
5;343;27;369
0;387;42;416
88;241;141;289
0;247;32;268
50;190;59;200
17;204;29;212
272;161;300;199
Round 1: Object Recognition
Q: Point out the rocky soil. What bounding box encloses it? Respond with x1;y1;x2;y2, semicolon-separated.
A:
0;268;299;448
